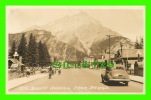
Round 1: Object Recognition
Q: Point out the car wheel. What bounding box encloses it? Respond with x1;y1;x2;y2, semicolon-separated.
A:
124;82;128;86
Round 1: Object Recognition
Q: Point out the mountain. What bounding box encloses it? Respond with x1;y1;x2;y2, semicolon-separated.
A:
9;29;86;61
9;11;134;61
90;36;134;58
26;12;123;54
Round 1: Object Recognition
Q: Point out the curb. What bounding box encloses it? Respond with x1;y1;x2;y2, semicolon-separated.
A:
130;79;143;84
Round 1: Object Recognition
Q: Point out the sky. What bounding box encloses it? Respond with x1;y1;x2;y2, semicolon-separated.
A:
6;6;145;41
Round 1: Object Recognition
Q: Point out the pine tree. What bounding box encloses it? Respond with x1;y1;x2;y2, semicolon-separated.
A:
38;41;50;67
27;34;38;67
32;38;39;67
140;37;144;49
135;37;140;49
9;41;16;57
43;43;50;65
38;41;42;66
134;36;144;49
18;34;27;64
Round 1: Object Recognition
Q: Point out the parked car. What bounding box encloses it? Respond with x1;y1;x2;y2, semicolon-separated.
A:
40;67;49;73
101;64;130;86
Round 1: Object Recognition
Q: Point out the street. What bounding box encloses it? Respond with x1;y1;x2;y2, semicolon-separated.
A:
9;68;144;93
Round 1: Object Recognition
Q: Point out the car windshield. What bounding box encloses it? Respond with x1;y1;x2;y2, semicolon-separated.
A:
107;64;125;71
115;66;124;70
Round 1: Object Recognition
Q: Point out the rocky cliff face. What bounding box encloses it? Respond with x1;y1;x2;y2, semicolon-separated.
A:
90;36;134;58
9;12;134;61
9;29;87;61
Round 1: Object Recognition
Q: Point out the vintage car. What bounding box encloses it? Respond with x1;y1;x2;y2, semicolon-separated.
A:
101;64;130;86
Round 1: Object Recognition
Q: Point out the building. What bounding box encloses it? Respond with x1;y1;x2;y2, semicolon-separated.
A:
115;49;144;76
8;58;23;69
116;49;144;61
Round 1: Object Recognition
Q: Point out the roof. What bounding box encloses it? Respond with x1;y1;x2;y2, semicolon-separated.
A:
8;58;23;65
11;64;19;68
118;49;144;58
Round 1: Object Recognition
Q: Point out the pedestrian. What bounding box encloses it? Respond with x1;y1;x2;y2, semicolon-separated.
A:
134;61;138;75
26;67;31;78
58;69;61;75
52;69;54;75
49;66;53;79
130;63;134;75
33;67;36;74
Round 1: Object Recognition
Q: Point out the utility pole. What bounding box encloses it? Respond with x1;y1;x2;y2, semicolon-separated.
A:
106;35;112;62
120;42;123;65
120;42;123;59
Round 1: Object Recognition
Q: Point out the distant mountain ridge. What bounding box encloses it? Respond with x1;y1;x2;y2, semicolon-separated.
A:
9;11;134;61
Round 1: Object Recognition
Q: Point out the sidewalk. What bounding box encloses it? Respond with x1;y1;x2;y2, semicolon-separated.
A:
129;75;144;84
7;73;48;90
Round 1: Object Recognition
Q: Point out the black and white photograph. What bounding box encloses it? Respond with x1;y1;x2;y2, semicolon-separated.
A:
6;6;145;94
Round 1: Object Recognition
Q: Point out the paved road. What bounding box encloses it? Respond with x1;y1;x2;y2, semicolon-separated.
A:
9;68;143;93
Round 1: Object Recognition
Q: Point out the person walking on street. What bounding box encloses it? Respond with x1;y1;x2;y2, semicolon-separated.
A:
33;67;36;74
58;68;61;75
49;66;53;79
26;67;31;78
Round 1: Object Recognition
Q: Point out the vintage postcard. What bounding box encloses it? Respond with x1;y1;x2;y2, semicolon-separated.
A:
6;6;145;94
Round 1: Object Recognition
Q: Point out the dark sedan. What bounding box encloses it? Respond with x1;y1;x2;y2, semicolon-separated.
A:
101;64;130;86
